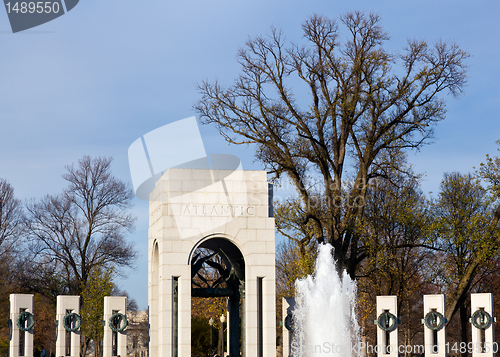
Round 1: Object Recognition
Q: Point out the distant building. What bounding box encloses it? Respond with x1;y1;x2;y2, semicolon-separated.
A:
127;310;149;357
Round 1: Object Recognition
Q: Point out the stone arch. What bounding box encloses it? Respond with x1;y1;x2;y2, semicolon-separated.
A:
188;233;247;265
148;168;276;356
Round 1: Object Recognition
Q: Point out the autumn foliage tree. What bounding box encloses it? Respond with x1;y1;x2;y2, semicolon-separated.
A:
430;144;500;352
433;173;492;340
357;172;434;352
195;11;469;277
191;271;226;355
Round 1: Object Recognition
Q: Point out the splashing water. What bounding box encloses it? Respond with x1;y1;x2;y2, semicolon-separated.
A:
292;243;360;357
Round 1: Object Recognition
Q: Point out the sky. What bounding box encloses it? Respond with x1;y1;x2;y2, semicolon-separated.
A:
1;0;500;310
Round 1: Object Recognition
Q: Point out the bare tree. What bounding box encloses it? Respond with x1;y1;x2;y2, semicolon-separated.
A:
24;156;137;295
195;12;468;276
0;179;23;355
0;178;22;257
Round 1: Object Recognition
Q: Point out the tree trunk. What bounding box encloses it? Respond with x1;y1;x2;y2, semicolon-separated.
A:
406;299;411;357
460;303;469;357
446;260;479;324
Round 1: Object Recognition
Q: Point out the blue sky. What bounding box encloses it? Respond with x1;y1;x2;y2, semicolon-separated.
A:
1;0;500;309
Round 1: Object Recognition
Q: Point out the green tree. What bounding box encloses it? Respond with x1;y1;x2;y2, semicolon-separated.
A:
357;172;434;354
195;12;468;277
276;238;316;300
191;316;212;356
432;172;496;354
274;198;317;280
80;267;114;357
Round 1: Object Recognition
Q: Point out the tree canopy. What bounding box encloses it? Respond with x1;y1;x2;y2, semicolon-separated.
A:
24;156;137;295
195;11;469;276
0;178;22;258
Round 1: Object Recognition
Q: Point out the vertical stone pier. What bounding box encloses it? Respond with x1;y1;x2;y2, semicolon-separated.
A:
471;293;495;357
9;294;34;357
423;294;446;357
103;296;127;357
282;297;295;357
56;295;81;357
376;296;398;357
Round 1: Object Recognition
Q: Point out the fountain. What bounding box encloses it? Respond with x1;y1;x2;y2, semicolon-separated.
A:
291;243;360;357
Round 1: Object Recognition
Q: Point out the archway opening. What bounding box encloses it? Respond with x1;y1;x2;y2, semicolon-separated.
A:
190;238;245;357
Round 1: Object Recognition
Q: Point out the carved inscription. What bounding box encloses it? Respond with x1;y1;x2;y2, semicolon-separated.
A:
182;205;255;216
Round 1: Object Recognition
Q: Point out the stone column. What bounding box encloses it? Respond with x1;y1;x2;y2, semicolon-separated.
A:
376;296;398;357
282;297;296;357
56;295;81;357
9;294;34;357
103;296;127;357
226;305;231;356
471;293;495;357
423;294;446;357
